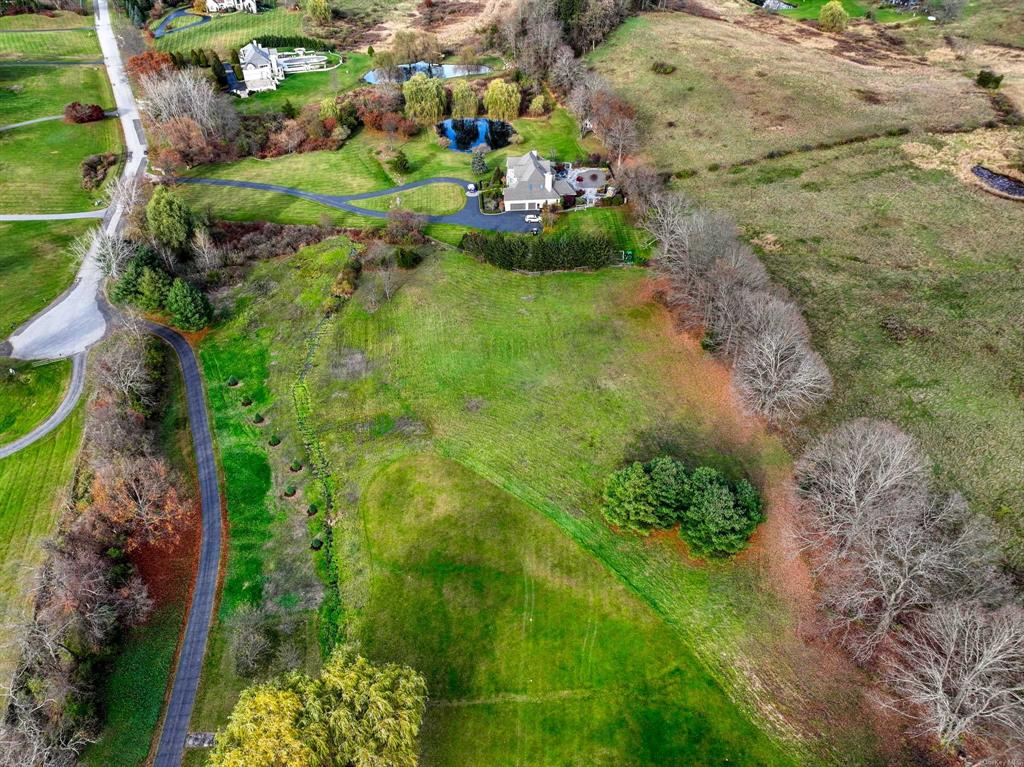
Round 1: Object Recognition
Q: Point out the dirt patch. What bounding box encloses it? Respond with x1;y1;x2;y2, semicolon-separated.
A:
331;348;371;381
901;127;1024;197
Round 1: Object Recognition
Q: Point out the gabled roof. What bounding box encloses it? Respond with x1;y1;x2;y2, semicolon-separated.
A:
239;40;273;68
504;151;559;202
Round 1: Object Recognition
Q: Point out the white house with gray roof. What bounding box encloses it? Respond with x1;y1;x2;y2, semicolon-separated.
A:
502;151;575;211
238;40;284;93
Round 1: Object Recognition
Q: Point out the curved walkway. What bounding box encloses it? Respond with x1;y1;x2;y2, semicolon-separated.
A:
147;322;222;767
0;352;85;459
152;8;211;38
175;176;536;233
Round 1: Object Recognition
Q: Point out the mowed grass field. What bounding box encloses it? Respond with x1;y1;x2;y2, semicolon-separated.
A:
0;219;90;335
152;7;304;54
0;28;100;60
587;12;994;172
189;239;909;763
0;117;121;213
0;358;71;444
355;181;466;214
359;454;792;766
676;135;1024;555
0;406;83;681
0;64;113;124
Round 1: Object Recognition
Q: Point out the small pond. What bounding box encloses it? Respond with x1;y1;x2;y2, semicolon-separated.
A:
436;118;514;153
972;165;1024;199
363;61;491;85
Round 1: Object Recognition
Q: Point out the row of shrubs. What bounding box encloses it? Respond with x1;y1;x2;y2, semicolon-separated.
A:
111;249;213;331
602;456;764;557
461;230;618;272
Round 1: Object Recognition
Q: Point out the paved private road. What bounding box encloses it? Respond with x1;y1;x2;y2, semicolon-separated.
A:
0;353;85;459
175;175;539;233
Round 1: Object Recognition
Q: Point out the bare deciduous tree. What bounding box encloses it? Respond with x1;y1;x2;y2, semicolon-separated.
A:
139;69;236;139
191;227;223;273
91;325;158;412
887;603;1024;751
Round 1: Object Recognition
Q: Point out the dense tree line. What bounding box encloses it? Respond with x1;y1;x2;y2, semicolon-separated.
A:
0;329;191;766
462;230;618;271
797;420;1022;761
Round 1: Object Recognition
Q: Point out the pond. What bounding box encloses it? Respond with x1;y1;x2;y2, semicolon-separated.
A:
972;165;1024;199
436;118;514;153
363;61;491;85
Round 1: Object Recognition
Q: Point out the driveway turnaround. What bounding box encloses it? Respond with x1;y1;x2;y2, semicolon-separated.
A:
147;322;222;767
152;8;211;38
175;176;538;233
0;352;85;459
6;0;146;361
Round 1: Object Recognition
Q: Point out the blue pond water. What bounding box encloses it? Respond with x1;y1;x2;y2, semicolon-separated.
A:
363;61;491;85
436;118;513;153
972;165;1024;198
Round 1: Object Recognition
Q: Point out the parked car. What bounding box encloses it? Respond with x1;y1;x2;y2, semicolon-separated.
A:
524;214;542;223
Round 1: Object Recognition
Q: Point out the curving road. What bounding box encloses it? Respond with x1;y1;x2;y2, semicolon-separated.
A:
146;322;222;767
0;353;85;459
152;8;211;39
175;175;537;233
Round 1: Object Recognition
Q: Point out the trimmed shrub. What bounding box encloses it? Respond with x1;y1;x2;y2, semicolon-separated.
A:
269;435;281;446
819;0;849;33
227;376;239;386
64;102;105;123
284;484;297;497
241;396;253;407
307;503;318;516
253;412;264;424
290;460;303;472
651;61;676;75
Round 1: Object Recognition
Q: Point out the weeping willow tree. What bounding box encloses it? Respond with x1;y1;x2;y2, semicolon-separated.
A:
402;72;446;125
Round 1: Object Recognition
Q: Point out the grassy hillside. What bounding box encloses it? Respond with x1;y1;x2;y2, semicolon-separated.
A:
0;28;100;60
187;237;903;764
0;358;71;444
0;220;91;336
359;454;792;766
588;13;994;172
0;64;113;124
0;118;121;213
152;7;304;54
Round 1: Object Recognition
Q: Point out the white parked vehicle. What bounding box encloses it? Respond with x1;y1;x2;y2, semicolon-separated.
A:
524;214;542;223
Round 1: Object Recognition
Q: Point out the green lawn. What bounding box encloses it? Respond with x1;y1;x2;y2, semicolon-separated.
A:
0;28;100;60
0;405;83;682
676;134;1024;562
191;239;897;763
0;358;71;444
356;182;466;215
153;7;304;54
0;10;94;30
359;454;793;766
0;64;113;124
550;207;651;261
233;52;371;115
0;117;121;213
0;219;91;336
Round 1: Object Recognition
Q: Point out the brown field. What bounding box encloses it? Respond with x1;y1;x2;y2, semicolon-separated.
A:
588;10;996;171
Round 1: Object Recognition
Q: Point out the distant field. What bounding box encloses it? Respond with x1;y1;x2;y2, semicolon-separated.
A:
0;28;100;60
0;406;82;681
0;219;91;335
0;358;71;444
781;0;907;22
0;118;121;213
153;7;304;54
677;135;1024;548
0;64;113;124
588;12;994;171
0;10;94;30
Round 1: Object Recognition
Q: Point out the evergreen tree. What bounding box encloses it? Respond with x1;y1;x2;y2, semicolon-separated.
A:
601;462;659;534
166;278;212;331
146;186;193;251
471;145;488;176
137;267;171;311
819;0;850;33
